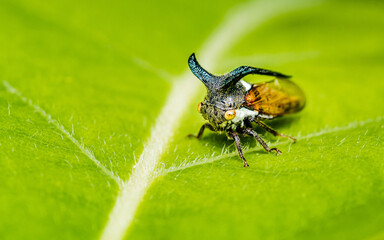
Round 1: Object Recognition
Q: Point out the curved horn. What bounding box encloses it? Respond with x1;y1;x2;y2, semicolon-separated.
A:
221;66;291;88
188;53;218;88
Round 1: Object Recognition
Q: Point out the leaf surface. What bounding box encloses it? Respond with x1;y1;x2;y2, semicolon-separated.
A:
0;0;383;240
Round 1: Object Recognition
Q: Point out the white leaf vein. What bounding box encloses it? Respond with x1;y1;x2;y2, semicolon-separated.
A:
159;116;383;176
3;80;123;186
100;0;325;239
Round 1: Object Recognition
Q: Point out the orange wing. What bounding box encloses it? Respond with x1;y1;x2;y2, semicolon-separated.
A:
244;78;306;117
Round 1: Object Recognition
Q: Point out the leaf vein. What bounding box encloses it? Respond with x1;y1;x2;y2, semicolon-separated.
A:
159;116;383;175
3;80;123;186
99;0;326;239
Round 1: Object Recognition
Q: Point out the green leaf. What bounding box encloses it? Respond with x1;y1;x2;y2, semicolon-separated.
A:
0;0;383;240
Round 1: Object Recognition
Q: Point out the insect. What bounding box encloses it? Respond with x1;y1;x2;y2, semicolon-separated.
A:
187;53;305;167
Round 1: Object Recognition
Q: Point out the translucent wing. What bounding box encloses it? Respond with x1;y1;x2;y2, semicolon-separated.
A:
243;78;306;117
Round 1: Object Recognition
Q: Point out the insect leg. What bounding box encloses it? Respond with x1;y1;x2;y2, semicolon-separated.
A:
187;123;215;139
244;117;254;128
243;128;282;155
254;120;296;142
228;131;249;167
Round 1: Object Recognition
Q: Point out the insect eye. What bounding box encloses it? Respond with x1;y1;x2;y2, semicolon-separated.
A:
197;102;202;113
224;110;236;120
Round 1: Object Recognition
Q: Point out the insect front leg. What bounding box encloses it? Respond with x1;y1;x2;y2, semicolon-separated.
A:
187;123;215;139
254;120;296;142
228;131;249;167
243;128;282;155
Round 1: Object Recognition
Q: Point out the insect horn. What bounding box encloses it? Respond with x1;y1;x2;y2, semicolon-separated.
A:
221;66;291;88
188;53;219;89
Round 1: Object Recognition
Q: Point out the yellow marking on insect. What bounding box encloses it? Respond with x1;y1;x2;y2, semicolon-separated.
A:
197;102;202;113
224;110;236;120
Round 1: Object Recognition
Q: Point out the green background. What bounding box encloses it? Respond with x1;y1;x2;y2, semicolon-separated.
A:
0;0;383;239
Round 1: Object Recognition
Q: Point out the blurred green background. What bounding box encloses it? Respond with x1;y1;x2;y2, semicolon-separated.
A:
0;0;383;239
